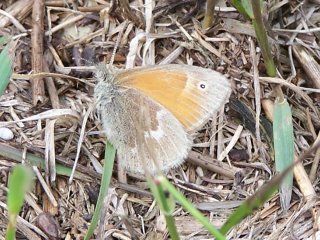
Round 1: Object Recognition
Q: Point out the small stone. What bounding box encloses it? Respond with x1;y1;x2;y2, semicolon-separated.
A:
0;127;14;140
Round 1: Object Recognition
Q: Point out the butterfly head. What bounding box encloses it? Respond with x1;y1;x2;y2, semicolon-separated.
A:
95;63;116;83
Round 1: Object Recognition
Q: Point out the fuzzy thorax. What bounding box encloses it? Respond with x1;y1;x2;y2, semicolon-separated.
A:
94;64;118;106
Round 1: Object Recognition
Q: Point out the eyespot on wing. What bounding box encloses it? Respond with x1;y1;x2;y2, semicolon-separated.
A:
116;64;231;132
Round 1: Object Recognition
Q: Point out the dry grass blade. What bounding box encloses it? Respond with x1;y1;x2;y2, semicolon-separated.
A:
0;109;79;127
0;0;33;27
292;45;320;89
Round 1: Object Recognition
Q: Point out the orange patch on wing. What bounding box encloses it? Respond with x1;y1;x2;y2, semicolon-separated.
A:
119;69;202;130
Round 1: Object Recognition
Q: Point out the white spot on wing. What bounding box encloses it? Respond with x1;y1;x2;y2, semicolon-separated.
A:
148;127;165;140
144;110;166;140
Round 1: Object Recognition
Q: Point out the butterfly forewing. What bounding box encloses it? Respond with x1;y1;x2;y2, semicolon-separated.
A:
117;64;231;132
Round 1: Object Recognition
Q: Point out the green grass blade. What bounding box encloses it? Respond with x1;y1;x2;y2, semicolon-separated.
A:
0;43;14;96
232;0;276;77
202;0;217;29
84;141;116;240
251;0;276;77
148;176;180;240
0;36;10;45
0;143;89;180
157;176;226;240
273;99;294;210
221;135;317;234
230;0;253;19
220;169;287;235
6;165;34;240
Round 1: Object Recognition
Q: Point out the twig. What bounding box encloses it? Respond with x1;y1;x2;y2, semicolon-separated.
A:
31;0;45;104
187;151;242;179
249;38;262;149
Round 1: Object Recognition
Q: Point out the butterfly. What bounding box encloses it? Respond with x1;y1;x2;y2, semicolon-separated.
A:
94;64;231;175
